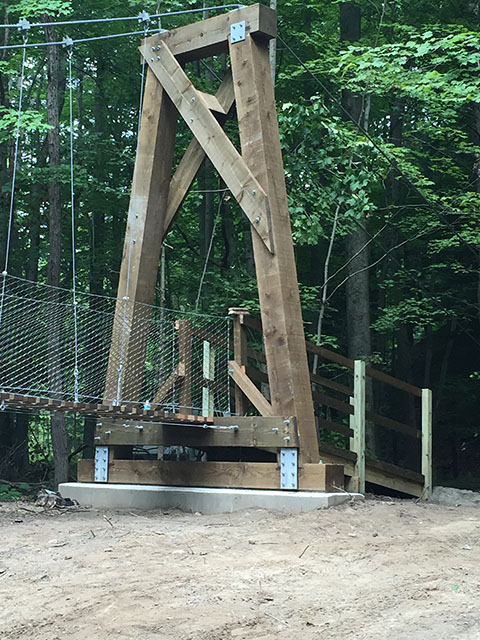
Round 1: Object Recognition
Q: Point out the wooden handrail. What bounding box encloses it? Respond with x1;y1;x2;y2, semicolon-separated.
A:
317;416;353;439
310;372;352;396
240;313;422;398
306;340;354;368
365;366;422;397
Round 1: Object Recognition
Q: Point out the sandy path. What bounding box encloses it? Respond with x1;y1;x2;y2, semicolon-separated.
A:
0;498;479;639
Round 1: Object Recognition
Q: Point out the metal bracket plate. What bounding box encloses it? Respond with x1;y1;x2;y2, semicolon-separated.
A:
94;446;109;483
230;21;246;43
280;448;298;490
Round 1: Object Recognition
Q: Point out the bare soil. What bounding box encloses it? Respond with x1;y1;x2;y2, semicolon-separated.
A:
0;497;479;639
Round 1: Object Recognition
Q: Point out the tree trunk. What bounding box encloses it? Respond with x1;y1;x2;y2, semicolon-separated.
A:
471;103;480;366
340;2;375;452
44;17;69;488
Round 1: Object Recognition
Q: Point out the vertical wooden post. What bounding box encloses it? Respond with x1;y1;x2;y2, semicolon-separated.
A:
176;319;192;412
228;307;249;415
348;360;366;493
202;340;214;416
421;388;433;499
229;34;319;462
104;68;177;403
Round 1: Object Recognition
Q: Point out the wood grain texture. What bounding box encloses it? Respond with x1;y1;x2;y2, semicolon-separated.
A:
228;361;273;417
229;33;318;462
105;68;177;402
145;4;277;62
352;360;366;493
231;313;250;415
78;459;343;491
96;415;299;449
142;42;274;252
244;316;421;397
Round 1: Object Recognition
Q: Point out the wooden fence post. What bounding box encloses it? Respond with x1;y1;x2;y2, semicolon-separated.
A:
202;340;215;417
421;388;433;499
348;360;366;493
177;319;192;412
228;307;250;415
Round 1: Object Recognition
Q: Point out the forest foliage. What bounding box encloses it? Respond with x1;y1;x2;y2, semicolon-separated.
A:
0;0;479;488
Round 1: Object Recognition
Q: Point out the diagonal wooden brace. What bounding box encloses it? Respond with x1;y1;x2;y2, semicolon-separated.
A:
164;70;235;236
140;42;274;253
228;360;273;417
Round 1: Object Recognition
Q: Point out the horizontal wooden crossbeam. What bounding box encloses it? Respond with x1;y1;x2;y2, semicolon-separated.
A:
78;459;344;491
95;415;299;449
146;4;277;62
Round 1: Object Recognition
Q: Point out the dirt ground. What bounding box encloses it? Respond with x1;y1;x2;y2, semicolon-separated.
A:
0;497;479;640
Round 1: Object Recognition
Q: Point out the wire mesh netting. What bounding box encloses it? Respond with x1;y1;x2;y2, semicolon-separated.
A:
0;275;231;415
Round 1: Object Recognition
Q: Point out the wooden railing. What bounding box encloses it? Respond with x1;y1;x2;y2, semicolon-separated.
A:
228;309;432;498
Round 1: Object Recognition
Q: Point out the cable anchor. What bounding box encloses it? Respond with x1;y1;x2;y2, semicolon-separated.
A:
62;36;74;57
17;18;31;33
137;10;150;31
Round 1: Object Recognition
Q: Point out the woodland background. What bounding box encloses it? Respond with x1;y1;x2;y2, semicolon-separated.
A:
0;0;479;492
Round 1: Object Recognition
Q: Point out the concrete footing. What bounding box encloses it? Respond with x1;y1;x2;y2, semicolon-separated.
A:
59;482;364;514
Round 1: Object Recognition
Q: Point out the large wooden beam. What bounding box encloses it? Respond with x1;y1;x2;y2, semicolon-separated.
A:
104;68;177;402
141;42;274;253
78;459;344;491
95;415;299;449
229;33;319;462
228;361;273;417
146;4;276;62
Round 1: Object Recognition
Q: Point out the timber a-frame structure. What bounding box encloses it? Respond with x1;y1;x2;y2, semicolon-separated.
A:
74;4;432;498
96;4;329;486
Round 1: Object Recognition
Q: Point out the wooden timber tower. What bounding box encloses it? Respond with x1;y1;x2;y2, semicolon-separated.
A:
102;4;322;469
0;5;432;497
71;3;431;497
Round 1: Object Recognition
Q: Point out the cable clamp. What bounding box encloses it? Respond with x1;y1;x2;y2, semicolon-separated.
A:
17;18;31;33
62;36;74;54
137;10;150;28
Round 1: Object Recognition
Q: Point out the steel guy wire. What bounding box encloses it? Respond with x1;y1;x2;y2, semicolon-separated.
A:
66;44;79;402
0;6;245;30
277;33;480;262
0;5;245;50
0;34;27;335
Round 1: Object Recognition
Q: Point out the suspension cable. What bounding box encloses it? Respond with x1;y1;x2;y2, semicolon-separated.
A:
0;32;28;331
0;5;244;30
66;42;80;402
